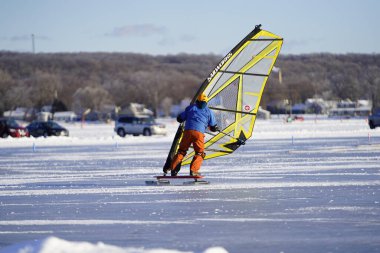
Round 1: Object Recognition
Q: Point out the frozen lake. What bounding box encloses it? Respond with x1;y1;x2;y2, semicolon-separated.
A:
0;117;379;253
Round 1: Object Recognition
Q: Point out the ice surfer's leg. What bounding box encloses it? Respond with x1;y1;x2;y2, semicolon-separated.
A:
190;131;205;174
170;150;186;171
170;130;192;171
190;152;205;175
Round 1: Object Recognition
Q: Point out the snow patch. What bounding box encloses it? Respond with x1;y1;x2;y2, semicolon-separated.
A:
0;237;228;253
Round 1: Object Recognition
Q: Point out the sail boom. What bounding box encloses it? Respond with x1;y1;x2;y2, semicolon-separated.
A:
209;107;257;116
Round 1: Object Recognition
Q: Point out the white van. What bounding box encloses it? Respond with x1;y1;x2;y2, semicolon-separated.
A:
114;116;166;137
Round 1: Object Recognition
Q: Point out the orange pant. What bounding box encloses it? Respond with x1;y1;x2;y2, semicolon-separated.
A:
170;130;205;173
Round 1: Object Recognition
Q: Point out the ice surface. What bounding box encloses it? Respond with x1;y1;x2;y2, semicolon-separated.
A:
0;117;379;253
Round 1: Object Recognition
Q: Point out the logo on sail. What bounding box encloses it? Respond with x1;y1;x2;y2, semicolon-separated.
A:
207;52;233;82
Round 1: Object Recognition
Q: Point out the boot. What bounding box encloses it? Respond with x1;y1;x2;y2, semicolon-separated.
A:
171;167;180;176
190;170;201;177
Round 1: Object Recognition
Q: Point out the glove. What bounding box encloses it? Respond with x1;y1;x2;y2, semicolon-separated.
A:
176;115;184;123
210;125;220;132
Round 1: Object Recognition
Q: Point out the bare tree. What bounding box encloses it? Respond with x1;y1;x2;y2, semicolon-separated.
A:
1;51;380;116
6;84;34;110
0;69;14;115
365;66;380;113
72;85;113;112
161;97;173;117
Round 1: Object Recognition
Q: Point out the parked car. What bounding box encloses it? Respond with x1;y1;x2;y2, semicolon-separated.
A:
0;118;30;138
26;121;69;137
368;113;380;129
115;116;166;137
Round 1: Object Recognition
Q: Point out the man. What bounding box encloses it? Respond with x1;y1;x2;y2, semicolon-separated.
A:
169;93;219;176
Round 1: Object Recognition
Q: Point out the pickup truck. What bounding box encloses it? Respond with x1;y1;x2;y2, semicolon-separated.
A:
368;113;380;129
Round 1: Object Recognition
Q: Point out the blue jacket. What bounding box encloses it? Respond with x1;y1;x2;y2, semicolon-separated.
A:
179;104;217;133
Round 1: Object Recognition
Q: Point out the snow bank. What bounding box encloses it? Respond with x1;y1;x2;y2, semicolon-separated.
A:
0;237;228;253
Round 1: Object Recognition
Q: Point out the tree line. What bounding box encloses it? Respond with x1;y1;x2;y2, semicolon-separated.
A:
0;51;379;117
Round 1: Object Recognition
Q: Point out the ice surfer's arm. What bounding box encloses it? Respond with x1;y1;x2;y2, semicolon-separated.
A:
176;114;184;123
176;107;188;123
209;125;219;132
208;109;219;132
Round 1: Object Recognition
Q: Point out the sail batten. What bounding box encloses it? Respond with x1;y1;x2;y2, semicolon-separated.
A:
220;70;269;77
249;38;284;41
163;25;283;171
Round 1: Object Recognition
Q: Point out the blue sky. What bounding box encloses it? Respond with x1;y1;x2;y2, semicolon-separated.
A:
0;0;379;55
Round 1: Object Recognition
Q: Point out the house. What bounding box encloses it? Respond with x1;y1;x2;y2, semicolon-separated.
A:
3;108;29;120
3;107;55;121
328;107;371;118
257;106;271;119
170;98;191;117
328;99;372;118
53;111;78;122
37;112;53;121
291;103;307;114
305;98;329;114
119;103;154;117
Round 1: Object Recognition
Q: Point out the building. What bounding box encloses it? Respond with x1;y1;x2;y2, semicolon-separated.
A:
53;111;78;122
328;99;372;118
119;103;154;117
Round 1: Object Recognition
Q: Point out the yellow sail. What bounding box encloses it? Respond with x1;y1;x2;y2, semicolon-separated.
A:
163;25;283;170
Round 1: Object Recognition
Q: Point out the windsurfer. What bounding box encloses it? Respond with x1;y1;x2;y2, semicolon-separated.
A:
169;93;219;176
